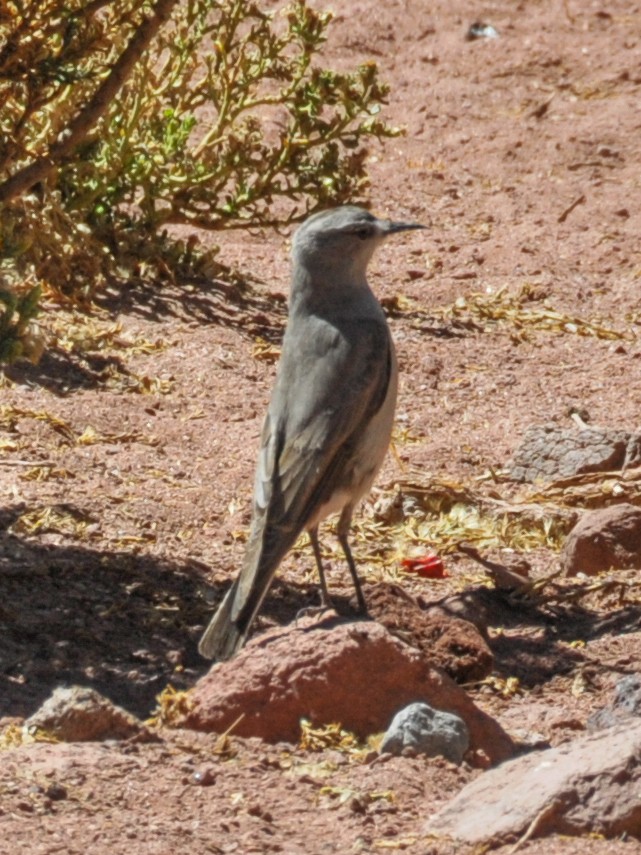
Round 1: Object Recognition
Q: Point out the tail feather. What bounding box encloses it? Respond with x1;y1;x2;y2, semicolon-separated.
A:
198;579;247;661
199;519;296;661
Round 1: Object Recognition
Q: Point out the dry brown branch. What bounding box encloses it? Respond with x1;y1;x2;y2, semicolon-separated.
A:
457;542;532;592
0;0;179;206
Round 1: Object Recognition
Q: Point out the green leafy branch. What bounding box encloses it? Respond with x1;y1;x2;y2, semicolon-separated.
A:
0;0;399;362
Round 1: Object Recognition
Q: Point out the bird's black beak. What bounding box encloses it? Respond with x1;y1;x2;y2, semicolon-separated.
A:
382;220;426;235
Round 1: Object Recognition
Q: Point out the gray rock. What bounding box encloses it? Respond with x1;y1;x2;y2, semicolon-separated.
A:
26;686;148;742
589;674;641;731
625;434;641;469
561;503;641;576
380;702;469;764
612;674;641;714
509;424;640;483
425;720;641;844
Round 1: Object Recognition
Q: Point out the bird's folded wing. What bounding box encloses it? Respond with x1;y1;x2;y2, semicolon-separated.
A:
231;318;392;625
253;318;391;552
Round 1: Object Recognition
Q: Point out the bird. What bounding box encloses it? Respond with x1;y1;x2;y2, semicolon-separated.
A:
198;205;424;660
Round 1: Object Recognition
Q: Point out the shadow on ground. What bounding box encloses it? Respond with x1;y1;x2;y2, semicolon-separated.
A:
4;485;638;722
435;586;641;687
0;509;357;720
96;275;287;337
4;276;286;396
3;348;134;396
0;526;215;718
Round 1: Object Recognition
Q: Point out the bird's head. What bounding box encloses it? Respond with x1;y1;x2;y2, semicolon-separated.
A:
292;206;424;282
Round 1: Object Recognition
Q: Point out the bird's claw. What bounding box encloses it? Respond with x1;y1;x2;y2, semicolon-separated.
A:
294;603;335;624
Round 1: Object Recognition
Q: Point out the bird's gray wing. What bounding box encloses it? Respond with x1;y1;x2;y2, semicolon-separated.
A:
276;322;392;520
232;317;393;623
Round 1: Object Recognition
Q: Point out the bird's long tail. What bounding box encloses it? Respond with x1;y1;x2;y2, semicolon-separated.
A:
198;515;299;660
198;578;246;661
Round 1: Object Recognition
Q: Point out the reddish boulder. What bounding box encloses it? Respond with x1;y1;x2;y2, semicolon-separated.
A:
426;719;641;843
183;616;513;766
562;503;641;576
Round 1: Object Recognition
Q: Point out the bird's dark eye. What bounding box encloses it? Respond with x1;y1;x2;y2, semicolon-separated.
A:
355;227;371;240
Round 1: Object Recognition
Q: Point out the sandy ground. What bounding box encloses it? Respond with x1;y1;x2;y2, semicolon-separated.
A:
2;0;641;852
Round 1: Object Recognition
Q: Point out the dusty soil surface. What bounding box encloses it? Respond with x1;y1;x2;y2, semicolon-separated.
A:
2;0;641;852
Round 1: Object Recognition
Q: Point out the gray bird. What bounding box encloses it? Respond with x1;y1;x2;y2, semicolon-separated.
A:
199;206;424;661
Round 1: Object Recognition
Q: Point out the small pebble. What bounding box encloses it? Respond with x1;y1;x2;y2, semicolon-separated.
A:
45;783;68;801
192;767;216;786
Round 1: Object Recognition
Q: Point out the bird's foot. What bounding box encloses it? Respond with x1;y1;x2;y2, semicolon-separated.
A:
294;601;335;624
349;590;368;615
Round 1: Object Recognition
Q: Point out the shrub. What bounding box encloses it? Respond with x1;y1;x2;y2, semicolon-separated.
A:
0;0;398;361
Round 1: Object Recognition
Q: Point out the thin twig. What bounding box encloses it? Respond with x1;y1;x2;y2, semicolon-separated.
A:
507;801;560;854
0;460;55;466
457;542;532;592
557;194;586;224
457;542;563;602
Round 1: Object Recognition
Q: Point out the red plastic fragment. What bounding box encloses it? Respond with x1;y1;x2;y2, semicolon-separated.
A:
401;555;448;578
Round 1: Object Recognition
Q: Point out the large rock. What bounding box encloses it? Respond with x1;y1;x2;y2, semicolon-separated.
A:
562;503;641;576
26;686;147;742
425;720;641;844
510;424;641;483
183;617;513;766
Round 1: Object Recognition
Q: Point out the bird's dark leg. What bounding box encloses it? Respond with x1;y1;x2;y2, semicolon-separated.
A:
337;507;367;613
309;525;333;608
